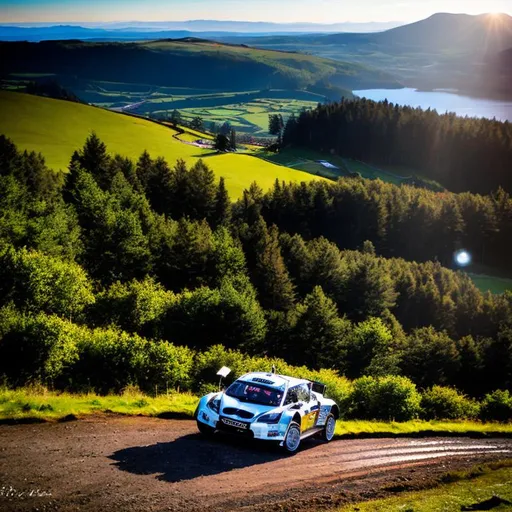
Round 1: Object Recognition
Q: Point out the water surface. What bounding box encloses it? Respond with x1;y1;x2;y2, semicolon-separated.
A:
353;88;512;122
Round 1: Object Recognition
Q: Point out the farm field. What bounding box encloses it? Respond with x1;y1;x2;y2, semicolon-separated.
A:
0;90;326;198
69;81;327;136
254;147;412;185
468;273;512;295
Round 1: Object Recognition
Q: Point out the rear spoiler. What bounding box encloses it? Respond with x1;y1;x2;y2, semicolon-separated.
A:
311;381;326;395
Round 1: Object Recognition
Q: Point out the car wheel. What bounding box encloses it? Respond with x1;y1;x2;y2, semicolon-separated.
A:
197;420;215;437
322;414;336;442
283;421;301;453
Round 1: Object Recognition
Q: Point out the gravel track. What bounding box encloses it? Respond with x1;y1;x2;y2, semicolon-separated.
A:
0;416;510;511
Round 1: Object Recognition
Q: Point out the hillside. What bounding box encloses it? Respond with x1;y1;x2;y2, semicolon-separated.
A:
0;90;325;198
322;13;512;54
484;47;512;95
0;39;399;93
223;13;512;96
381;13;512;53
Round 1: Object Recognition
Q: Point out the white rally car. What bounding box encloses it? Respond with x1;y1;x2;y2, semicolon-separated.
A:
195;371;339;453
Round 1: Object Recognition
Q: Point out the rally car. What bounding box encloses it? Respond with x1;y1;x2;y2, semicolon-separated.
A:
195;371;339;453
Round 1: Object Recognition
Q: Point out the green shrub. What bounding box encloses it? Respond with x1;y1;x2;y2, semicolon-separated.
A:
347;375;422;421
90;277;175;336
0;247;95;319
0;313;80;387
163;282;267;351
71;327;193;394
140;340;194;393
421;386;480;420
480;390;512;422
191;344;253;392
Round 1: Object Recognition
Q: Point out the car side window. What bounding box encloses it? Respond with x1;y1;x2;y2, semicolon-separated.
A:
284;385;300;405
296;383;310;403
285;383;312;405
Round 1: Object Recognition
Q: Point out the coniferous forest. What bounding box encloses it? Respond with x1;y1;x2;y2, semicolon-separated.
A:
283;98;512;194
0;133;511;420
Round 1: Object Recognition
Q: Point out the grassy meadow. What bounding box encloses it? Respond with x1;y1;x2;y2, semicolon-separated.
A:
255;147;410;185
338;461;512;512
0;90;326;198
468;273;512;295
0;387;199;422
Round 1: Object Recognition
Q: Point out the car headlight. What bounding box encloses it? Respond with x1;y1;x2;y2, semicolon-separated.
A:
258;412;282;424
207;397;220;414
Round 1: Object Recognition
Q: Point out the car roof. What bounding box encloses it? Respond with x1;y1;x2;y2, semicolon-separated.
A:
238;372;309;389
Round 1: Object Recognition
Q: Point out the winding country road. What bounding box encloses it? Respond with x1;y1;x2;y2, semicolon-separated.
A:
0;416;510;511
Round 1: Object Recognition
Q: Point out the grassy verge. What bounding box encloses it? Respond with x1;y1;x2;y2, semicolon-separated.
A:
2;389;512;438
337;461;512;512
0;387;199;423
334;420;512;438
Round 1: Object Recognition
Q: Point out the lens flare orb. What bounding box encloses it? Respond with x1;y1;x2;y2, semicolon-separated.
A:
455;250;471;267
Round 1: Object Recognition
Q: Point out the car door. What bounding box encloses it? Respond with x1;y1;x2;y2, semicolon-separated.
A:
296;384;319;432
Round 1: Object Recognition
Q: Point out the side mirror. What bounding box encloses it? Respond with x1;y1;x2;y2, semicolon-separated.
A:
290;402;303;410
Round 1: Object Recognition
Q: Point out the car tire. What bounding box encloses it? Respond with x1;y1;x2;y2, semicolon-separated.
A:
197;420;215;437
322;414;336;442
283;421;301;453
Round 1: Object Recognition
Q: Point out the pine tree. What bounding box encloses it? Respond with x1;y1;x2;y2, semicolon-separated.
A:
214;133;230;152
230;129;237;151
63;151;82;204
170;109;181;126
136;150;154;191
212;177;231;228
290;286;351;369
78;133;111;188
188;159;217;221
250;220;295;312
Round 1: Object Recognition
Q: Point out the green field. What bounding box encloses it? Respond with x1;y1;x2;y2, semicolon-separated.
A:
254;147;414;185
174;97;321;136
0;91;326;198
468;273;512;295
70;81;326;136
338;461;512;512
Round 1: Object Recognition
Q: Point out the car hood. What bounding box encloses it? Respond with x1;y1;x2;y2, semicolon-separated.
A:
220;393;277;421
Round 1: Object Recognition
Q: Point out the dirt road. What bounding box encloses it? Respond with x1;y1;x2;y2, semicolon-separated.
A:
0;416;510;511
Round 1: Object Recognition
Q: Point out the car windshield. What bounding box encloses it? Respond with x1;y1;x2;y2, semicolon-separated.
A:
225;381;284;407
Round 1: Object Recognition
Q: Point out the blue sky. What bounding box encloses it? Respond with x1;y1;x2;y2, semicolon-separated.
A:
1;0;511;23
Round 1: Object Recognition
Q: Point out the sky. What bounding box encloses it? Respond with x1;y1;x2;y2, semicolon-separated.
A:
1;0;511;24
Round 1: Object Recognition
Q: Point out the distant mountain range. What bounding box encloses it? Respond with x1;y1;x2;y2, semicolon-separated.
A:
323;12;512;54
218;12;512;97
2;13;511;97
0;20;404;42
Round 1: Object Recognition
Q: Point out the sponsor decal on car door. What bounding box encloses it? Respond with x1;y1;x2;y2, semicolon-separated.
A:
300;406;319;432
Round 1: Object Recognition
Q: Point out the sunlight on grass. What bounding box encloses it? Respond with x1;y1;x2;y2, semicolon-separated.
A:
338;462;512;512
0;91;325;199
1;388;511;438
0;386;199;421
335;420;512;437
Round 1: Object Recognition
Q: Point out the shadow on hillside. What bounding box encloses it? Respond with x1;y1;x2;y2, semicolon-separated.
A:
192;151;219;158
110;433;290;482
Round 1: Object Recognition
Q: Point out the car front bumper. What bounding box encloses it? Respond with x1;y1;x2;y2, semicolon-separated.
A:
197;408;287;441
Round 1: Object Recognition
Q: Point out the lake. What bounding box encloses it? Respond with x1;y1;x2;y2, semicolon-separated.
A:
353;88;512;122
